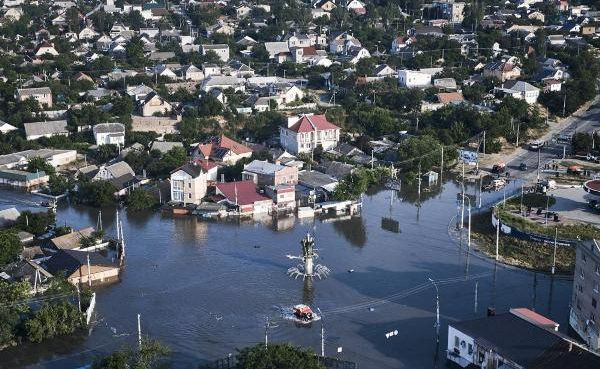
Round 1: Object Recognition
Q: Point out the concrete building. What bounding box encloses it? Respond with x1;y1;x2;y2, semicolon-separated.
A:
193;135;252;165
201;44;230;62
169;163;208;205
432;0;465;23
0;169;49;189
24;120;69;141
448;307;600;368
398;69;432;88
93;123;125;146
570;240;600;354
495;81;540;104
279;114;340;155
16;87;53;108
43;249;119;286
0;149;76;169
242;160;299;187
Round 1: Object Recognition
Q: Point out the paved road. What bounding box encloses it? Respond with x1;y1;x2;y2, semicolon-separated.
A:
506;98;600;181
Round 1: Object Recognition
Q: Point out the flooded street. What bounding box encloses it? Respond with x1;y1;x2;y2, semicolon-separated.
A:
0;178;574;369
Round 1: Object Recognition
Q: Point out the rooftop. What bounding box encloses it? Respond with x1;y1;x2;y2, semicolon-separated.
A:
216;180;271;206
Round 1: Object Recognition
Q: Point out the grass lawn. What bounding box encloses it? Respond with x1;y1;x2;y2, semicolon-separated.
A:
470;210;575;273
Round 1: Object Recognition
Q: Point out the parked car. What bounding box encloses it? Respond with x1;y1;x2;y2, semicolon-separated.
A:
529;141;545;150
519;163;528;171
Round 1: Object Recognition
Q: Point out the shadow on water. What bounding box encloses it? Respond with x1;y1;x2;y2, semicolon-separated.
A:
331;216;367;248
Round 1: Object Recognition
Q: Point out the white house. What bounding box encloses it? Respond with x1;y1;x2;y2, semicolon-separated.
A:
93;123;125;146
35;42;59;56
201;44;230;62
280;114;341;154
398;69;432;88
495;80;540;104
139;92;172;116
170;163;207;205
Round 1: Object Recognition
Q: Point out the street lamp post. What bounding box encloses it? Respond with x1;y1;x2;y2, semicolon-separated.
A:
552;227;558;275
428;278;440;344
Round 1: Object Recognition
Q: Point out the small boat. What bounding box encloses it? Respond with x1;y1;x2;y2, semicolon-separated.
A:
293;304;314;321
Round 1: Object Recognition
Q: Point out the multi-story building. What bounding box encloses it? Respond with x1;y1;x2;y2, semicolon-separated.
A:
242;160;298;187
398;69;433;88
16;87;53;108
431;0;465;23
570;239;600;354
279;114;340;155
170;163;208;205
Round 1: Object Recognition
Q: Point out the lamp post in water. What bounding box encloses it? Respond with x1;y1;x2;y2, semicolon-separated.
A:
428;278;440;344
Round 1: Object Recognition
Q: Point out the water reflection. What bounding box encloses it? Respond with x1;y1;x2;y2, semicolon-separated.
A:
331;216;366;247
302;278;314;306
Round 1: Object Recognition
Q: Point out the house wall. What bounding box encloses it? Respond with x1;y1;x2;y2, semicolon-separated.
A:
48;150;77;167
141;98;171;117
280;127;340;154
398;70;432;88
18;93;52;108
69;265;120;286
0;174;49;189
446;326;475;368
570;242;600;353
95;132;125;146
170;169;207;205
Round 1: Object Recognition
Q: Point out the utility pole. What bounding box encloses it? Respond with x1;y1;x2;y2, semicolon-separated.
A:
468;204;472;248
478;175;483;209
440;146;444;181
76;283;81;312
474;281;478;313
515;121;520;147
87;253;91;287
495;212;500;261
552;227;558;275
320;319;325;357
428;278;440;344
537;147;541;182
563;90;567;117
371;150;374;169
482;131;486;155
520;184;524;215
460;161;465;229
115;210;120;242
137;314;142;349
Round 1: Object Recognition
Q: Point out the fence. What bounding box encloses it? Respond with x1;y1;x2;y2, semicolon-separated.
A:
205;355;357;369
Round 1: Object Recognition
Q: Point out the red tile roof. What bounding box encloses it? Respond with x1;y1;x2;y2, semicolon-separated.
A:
196;134;252;158
287;114;339;133
195;159;218;171
216;180;271;205
301;47;317;56
437;92;464;105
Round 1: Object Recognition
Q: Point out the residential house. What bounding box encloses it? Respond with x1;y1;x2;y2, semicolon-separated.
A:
79;26;99;40
215;180;273;215
0;149;76;169
202;44;230;62
93;123;125;146
314;0;337;11
24;120;69;141
548;34;567;47
193;135;252;165
93;161;140;196
126;84;155;102
280;114;341;154
50;227;96;250
437;92;465;106
570;240;600;354
139;91;172;117
347;47;371;64
170;162;208;204
264;42;290;59
242;160;299;187
0;121;17;134
495;80;540;104
391;36;415;54
431;0;465;23
42;249;119;286
194;159;218;182
200;76;245;93
346;0;366;15
265;185;296;211
374;64;397;78
483;61;521;81
0;207;20;228
316;160;354;180
448;307;600;368
150;141;183;154
434;78;458;91
181;65;204;81
297;170;339;203
16;87;52;107
582;25;596;35
35;41;59;56
0;169;49;189
398;69;432;88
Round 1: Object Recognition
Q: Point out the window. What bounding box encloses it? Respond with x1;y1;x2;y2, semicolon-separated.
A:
188;182;191;188
591;312;596;322
468;343;473;355
454;336;459;348
594;298;597;309
581;269;586;280
188;193;191;199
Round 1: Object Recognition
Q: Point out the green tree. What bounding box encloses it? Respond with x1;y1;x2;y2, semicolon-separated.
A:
0;280;30;346
0;230;22;266
16;210;56;236
47;174;73;195
233;343;325;369
25;301;84;343
76;180;117;207
92;339;171;369
94;144;119;163
126;188;158;211
27;156;55;175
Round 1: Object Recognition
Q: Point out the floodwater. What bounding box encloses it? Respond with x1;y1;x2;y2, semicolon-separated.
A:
0;178;575;369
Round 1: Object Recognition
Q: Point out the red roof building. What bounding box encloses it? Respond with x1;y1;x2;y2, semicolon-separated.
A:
193;134;253;165
280;114;341;155
215;180;273;214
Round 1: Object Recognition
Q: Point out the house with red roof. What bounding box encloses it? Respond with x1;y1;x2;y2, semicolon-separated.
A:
279;114;341;155
215;180;273;214
192;134;253;165
194;159;218;181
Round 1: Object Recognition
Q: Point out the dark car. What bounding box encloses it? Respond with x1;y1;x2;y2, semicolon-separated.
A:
519;163;528;171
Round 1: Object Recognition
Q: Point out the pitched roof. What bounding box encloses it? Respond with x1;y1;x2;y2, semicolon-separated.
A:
244;160;286;175
195;159;218;172
216;180;270;205
43;249;116;276
24;120;68;138
172;162;204;178
50;227;95;250
105;161;135;178
93;122;125;134
287;114;339;133
437;92;464;104
197;135;252;158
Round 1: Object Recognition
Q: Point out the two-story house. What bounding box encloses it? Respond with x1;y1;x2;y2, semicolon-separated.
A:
193;134;253;165
279;114;341;154
242;160;299;187
16;87;53;108
93;123;125;146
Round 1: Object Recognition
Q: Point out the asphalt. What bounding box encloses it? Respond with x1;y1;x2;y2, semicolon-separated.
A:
503;97;600;182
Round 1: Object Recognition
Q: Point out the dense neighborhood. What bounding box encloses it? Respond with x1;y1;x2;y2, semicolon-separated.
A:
1;0;600;368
